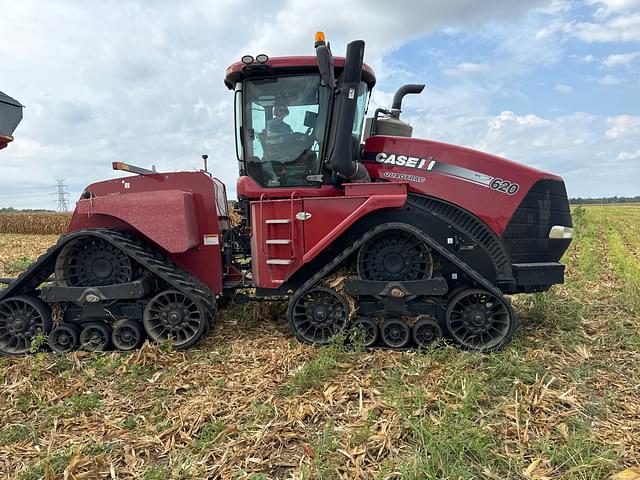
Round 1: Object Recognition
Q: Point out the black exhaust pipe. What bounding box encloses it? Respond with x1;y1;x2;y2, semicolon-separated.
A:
390;84;425;117
328;40;369;182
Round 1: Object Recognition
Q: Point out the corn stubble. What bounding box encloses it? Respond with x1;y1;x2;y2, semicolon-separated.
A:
0;205;639;479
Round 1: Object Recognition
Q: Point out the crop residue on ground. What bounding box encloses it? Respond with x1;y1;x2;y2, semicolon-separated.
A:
0;205;638;479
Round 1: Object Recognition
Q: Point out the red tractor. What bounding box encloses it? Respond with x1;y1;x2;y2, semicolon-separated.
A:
0;34;573;354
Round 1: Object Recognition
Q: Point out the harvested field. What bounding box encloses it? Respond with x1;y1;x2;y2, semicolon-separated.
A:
0;205;639;479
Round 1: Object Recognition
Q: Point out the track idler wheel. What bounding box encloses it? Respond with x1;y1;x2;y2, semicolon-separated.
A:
49;324;80;353
0;296;52;355
143;289;207;349
55;237;134;287
79;322;112;351
412;318;442;349
445;288;516;352
111;320;144;351
357;229;433;281
349;317;378;348
380;318;410;348
287;286;350;345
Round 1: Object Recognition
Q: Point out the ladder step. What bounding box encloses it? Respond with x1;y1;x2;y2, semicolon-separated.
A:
265;219;291;224
266;259;293;265
266;239;292;245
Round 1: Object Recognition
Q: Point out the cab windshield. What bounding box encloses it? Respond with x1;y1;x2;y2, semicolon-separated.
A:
238;75;331;187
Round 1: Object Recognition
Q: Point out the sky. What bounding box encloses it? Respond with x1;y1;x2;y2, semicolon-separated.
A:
1;0;639;209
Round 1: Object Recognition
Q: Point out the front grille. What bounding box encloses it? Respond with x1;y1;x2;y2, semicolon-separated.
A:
502;179;572;263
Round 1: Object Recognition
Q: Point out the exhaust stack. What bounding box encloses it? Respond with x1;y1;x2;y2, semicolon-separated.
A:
364;83;425;139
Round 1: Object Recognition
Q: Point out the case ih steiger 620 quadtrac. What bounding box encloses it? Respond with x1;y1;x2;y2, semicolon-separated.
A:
0;33;573;355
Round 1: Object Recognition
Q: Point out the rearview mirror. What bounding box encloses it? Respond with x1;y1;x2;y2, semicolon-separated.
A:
304;111;317;128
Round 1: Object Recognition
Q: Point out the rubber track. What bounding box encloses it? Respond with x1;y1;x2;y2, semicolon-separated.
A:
0;229;216;317
290;221;503;305
287;221;507;348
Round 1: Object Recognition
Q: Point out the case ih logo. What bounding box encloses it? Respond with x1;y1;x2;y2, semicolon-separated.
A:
369;151;520;195
374;152;436;170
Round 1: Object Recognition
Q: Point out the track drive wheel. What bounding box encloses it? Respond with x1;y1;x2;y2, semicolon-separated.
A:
349;317;378;348
412;318;442;349
49;324;80;353
288;286;349;345
445;288;516;352
111;320;144;351
0;296;52;355
143;290;207;349
79;322;112;351
380;318;410;348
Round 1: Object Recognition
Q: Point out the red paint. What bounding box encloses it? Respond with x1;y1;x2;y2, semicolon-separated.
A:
250;197;304;288
224;56;376;89
74;190;199;253
68;171;225;294
250;182;407;288
302;183;407;262
237;175;343;200
363;136;562;236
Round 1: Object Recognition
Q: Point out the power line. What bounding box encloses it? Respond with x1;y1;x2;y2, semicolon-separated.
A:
51;179;70;212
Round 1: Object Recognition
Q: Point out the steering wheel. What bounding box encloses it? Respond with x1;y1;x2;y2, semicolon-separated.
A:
291;131;315;150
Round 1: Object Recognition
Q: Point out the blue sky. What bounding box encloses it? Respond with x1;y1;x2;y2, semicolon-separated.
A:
1;0;639;208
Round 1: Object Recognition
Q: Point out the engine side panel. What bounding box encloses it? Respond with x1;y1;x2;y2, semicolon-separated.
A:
68;172;224;294
362;136;564;236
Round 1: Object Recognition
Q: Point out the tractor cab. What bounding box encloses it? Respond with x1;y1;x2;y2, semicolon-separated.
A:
225;35;376;196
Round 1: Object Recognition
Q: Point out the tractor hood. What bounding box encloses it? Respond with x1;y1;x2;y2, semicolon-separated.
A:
0;91;24;150
362;135;566;236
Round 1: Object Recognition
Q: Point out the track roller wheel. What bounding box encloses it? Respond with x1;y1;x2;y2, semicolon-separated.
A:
0;296;52;355
411;318;442;349
49;324;80;353
143;289;207;349
288;286;349;345
349;317;378;348
380;318;410;348
79;322;112;351
445;288;516;352
111;320;144;351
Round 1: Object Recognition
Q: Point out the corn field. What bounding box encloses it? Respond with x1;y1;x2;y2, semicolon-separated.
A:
0;213;71;235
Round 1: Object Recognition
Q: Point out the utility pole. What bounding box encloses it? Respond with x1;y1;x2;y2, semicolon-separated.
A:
52;179;70;212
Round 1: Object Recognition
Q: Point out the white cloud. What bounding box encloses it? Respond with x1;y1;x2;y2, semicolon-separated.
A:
554;84;573;93
0;0;552;208
617;149;640;161
603;51;640;66
596;74;627;85
573;12;640;42
586;0;640;17
444;62;492;75
1;0;639;207
606;115;640;138
397;94;640;197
